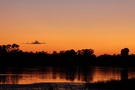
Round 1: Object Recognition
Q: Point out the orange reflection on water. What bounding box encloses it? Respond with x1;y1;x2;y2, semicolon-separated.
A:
92;67;121;82
1;67;135;84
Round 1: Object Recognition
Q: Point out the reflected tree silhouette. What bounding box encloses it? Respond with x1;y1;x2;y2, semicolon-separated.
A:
58;66;76;81
52;66;58;79
121;68;128;81
65;66;76;81
10;74;22;84
80;67;93;83
0;75;6;84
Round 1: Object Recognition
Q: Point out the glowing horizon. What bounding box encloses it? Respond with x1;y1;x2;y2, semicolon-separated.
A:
0;0;135;56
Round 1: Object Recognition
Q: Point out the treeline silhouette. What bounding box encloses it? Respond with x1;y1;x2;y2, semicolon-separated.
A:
0;44;135;68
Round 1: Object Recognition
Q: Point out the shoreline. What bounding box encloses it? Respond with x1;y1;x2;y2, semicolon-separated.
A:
1;79;135;90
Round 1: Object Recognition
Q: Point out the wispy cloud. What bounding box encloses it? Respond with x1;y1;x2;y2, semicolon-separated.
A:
26;40;46;44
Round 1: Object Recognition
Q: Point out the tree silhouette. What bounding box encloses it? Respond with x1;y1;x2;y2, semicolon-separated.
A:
1;44;135;67
11;43;20;52
80;49;94;56
121;48;129;57
0;44;20;53
120;48;129;80
0;45;7;53
6;44;12;52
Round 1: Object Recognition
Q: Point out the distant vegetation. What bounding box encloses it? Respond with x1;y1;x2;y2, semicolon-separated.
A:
0;44;135;67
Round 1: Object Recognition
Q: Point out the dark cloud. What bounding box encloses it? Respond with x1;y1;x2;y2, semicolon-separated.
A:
26;40;46;44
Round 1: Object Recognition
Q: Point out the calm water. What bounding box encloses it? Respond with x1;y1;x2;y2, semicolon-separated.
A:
0;66;135;84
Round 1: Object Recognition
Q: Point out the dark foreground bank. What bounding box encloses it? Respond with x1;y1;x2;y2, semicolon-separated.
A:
86;79;135;89
1;83;86;90
1;79;135;90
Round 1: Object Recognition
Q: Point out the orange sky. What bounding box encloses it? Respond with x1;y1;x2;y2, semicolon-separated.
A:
0;0;135;55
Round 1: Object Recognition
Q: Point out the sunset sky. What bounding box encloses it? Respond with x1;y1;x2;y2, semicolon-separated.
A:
0;0;135;55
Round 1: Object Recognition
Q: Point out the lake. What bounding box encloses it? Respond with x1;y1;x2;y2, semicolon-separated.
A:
0;66;135;84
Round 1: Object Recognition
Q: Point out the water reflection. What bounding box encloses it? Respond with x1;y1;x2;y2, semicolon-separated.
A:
78;67;93;83
92;67;121;82
121;68;128;81
0;66;135;84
